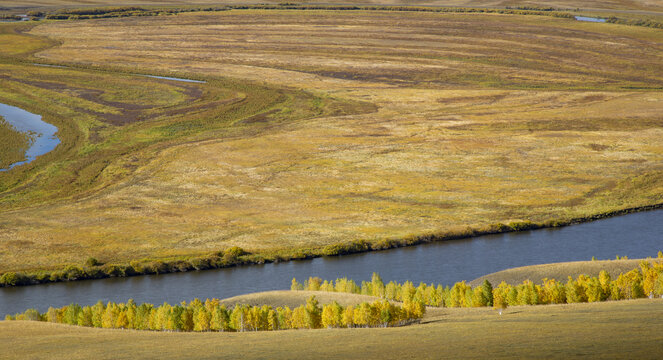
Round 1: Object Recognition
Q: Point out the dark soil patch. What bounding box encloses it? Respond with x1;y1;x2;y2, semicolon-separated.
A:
155;96;242;119
437;93;509;105
2;76;205;126
242;108;280;124
580;94;607;102
556;180;617;208
586;143;611;151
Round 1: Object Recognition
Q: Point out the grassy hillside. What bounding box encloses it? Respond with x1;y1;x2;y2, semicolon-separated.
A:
0;10;662;275
219;290;384;309
469;258;656;286
2;297;662;359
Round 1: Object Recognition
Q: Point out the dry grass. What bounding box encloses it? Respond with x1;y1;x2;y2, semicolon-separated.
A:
0;23;54;57
2;0;663;12
219;290;382;308
2;298;662;359
2;11;661;273
469;258;660;286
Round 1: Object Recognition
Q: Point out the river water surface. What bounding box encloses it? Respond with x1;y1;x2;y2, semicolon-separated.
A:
575;16;607;23
1;209;662;316
138;74;206;83
0;103;59;171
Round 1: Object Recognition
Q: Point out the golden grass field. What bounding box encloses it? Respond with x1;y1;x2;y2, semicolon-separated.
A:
0;10;662;273
2;0;663;12
2;294;662;359
219;289;388;308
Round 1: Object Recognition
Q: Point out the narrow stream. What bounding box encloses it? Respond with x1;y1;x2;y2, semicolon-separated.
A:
1;208;661;316
138;74;206;83
0;103;59;171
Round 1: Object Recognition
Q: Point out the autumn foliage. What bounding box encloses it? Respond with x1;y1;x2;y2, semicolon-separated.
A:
292;260;663;308
5;295;424;332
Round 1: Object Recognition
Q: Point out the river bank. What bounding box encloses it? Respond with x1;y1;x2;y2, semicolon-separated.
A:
1;207;662;316
3;202;662;289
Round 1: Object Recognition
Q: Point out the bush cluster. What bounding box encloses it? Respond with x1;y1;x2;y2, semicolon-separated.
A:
43;6;231;20
605;16;663;29
5;295;424;331
0;14;21;20
293;259;663;309
36;4;579;22
9;3;663;30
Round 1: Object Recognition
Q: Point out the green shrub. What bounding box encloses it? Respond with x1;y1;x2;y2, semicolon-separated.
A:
0;272;24;286
221;246;246;264
323;240;370;256
85;257;101;267
63;265;84;281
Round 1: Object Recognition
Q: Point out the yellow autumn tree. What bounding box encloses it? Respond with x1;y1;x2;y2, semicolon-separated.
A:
290;306;309;329
342;305;354;328
321;303;337;328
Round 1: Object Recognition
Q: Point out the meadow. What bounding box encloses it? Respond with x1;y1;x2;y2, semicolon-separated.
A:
0;9;662;277
470;258;658;286
2;296;662;359
3;255;663;358
1;5;662;359
2;0;662;12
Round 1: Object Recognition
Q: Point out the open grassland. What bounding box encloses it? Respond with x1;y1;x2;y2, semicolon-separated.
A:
2;0;663;13
470;258;658;286
0;23;55;58
0;58;354;209
0;18;369;273
1;11;663;276
3;10;662;274
1;297;662;359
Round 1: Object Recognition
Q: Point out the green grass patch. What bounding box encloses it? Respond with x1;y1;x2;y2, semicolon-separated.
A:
0;116;33;169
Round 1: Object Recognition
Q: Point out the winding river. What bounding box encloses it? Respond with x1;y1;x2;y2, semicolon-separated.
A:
1;208;662;316
0;103;59;171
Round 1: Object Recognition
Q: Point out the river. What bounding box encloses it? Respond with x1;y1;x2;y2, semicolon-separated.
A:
0;103;59;171
1;208;661;316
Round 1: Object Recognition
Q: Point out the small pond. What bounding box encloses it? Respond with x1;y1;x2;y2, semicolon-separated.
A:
575;16;607;23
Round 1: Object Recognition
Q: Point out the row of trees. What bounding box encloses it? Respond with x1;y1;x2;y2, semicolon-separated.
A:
292;259;663;309
5;296;424;332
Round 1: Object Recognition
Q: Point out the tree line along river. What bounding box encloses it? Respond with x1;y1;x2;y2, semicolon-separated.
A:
0;80;661;316
1;208;661;317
